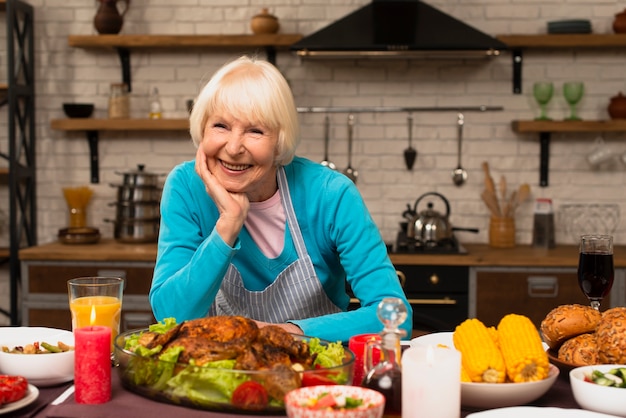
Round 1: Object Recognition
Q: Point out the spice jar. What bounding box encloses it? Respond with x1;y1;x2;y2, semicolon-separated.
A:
108;83;130;119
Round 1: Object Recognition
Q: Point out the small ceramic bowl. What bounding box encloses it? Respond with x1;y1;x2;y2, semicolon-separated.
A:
570;364;626;416
285;385;385;418
0;327;75;387
63;103;94;118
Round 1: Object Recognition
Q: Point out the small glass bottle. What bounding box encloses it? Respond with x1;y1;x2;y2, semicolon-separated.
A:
362;297;408;418
148;87;162;119
108;83;130;119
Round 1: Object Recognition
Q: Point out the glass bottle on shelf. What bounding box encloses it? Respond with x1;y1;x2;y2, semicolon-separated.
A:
108;83;130;119
362;297;408;418
148;87;162;119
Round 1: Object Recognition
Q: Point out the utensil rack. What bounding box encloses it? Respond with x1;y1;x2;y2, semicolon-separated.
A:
296;105;503;113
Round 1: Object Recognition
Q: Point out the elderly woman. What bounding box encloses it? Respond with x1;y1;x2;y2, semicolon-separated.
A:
149;56;412;342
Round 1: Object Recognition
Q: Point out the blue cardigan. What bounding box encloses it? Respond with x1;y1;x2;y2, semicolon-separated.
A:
150;156;413;342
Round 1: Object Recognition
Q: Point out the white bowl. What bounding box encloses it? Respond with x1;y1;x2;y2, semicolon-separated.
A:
462;365;559;409
412;332;559;409
570;364;626;417
285;385;385;418
0;327;74;387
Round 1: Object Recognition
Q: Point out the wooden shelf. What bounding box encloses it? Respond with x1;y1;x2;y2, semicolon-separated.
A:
0;248;8;260
68;34;302;49
0;167;8;184
512;119;626;133
497;34;626;48
496;33;626;94
511;119;626;188
51;118;188;131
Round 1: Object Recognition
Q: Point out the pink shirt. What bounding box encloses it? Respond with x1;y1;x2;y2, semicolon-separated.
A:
244;190;286;258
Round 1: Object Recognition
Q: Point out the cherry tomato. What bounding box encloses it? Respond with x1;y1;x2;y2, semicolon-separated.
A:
0;375;28;406
231;381;269;410
301;372;338;387
312;393;337;409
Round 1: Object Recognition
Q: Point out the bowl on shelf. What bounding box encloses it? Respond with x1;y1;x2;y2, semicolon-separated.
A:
570;364;626;416
63;103;94;118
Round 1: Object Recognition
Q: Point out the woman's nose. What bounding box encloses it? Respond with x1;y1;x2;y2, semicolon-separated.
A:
224;133;245;155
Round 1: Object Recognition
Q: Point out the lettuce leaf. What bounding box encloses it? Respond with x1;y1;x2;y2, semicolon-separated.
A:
309;337;345;368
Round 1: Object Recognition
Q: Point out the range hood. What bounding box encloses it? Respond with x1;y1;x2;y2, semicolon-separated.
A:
291;0;507;59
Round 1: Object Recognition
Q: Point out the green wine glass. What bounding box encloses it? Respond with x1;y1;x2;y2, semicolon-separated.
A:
533;82;554;120
564;81;584;121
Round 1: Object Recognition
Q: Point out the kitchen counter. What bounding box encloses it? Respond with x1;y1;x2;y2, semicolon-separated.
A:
19;239;626;267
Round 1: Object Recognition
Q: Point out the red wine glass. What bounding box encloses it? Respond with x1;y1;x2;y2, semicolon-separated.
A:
578;235;614;310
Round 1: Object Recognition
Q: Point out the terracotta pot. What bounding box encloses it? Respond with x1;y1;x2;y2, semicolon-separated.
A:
250;8;279;34
607;92;626;119
613;8;626;33
94;0;130;35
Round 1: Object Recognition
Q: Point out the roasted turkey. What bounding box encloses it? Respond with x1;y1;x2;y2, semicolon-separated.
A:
134;316;314;400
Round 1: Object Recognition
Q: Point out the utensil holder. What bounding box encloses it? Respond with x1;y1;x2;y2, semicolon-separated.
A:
489;216;515;248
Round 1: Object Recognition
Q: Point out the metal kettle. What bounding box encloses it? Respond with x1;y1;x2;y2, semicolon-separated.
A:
407;192;454;244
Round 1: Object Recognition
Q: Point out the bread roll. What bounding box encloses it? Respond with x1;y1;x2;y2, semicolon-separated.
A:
540;304;602;350
596;306;626;364
557;333;598;366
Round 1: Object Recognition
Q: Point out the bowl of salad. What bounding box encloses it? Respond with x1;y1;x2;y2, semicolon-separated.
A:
113;317;355;414
285;385;385;418
570;364;626;417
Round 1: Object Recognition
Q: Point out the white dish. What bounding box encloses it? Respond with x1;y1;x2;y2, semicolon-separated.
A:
467;406;620;417
410;332;558;409
570;364;626;417
0;327;75;387
0;384;39;415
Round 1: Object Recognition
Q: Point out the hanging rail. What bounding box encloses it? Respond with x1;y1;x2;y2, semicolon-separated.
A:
296;105;503;113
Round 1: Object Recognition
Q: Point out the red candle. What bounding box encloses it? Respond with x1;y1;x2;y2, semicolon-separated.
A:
348;333;381;386
74;325;111;404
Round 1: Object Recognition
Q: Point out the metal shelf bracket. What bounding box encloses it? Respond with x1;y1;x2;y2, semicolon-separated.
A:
512;48;522;94
116;47;131;91
87;130;99;183
539;131;550;187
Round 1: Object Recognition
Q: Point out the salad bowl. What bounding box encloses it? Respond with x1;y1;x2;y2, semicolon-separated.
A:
113;323;355;414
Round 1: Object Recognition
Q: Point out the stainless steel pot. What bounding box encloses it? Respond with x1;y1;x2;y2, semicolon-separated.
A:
111;184;162;202
115;164;164;187
406;192;478;244
110;201;160;219
105;218;160;243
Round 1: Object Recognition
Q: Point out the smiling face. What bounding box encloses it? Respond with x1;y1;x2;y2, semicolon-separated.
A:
200;112;279;202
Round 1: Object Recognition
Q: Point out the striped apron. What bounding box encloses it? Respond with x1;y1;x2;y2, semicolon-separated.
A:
208;167;342;323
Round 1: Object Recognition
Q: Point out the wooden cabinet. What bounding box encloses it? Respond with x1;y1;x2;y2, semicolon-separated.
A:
471;267;609;329
21;257;156;331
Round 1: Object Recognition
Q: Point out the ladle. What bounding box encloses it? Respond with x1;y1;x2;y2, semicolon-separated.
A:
404;113;417;170
343;114;358;183
320;115;337;170
452;113;468;186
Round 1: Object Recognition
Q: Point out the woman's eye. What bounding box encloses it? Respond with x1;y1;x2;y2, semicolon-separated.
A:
250;128;264;135
213;123;227;129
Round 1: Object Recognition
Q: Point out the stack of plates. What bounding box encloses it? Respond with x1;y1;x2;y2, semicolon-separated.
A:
547;19;592;34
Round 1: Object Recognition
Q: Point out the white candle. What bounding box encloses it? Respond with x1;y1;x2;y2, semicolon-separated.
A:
402;344;461;418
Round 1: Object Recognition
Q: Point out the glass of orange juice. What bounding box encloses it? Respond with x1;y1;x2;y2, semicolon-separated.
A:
68;277;124;352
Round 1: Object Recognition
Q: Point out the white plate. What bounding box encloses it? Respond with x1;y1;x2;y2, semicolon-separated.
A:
0;384;39;415
410;332;558;409
0;327;75;386
467;406;621;417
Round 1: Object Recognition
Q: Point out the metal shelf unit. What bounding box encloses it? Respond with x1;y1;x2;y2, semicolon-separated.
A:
0;0;36;325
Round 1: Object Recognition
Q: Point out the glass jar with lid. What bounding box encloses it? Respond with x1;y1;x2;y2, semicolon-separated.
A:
108;82;130;118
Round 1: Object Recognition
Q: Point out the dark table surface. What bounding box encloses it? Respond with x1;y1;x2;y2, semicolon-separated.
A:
10;370;580;418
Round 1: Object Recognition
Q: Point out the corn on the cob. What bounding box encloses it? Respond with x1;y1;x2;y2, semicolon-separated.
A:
460;365;471;382
453;318;506;383
497;313;550;383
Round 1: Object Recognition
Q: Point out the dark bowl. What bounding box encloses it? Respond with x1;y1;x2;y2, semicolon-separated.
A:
63;103;94;118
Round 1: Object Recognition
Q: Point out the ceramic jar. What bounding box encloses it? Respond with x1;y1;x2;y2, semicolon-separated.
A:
613;8;626;33
94;0;129;35
489;216;515;248
607;92;626;119
250;8;279;34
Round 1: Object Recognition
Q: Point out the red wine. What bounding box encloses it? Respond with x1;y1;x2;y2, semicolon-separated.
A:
362;368;402;417
578;253;614;299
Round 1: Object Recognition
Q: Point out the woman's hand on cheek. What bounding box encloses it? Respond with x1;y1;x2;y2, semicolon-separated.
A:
195;147;249;246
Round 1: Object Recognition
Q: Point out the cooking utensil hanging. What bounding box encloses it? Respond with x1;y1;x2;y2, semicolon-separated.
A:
343;114;358;183
320;115;337;170
452;113;467;186
404;113;417;170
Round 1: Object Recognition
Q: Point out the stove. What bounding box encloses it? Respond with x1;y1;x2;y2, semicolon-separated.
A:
393;230;468;254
